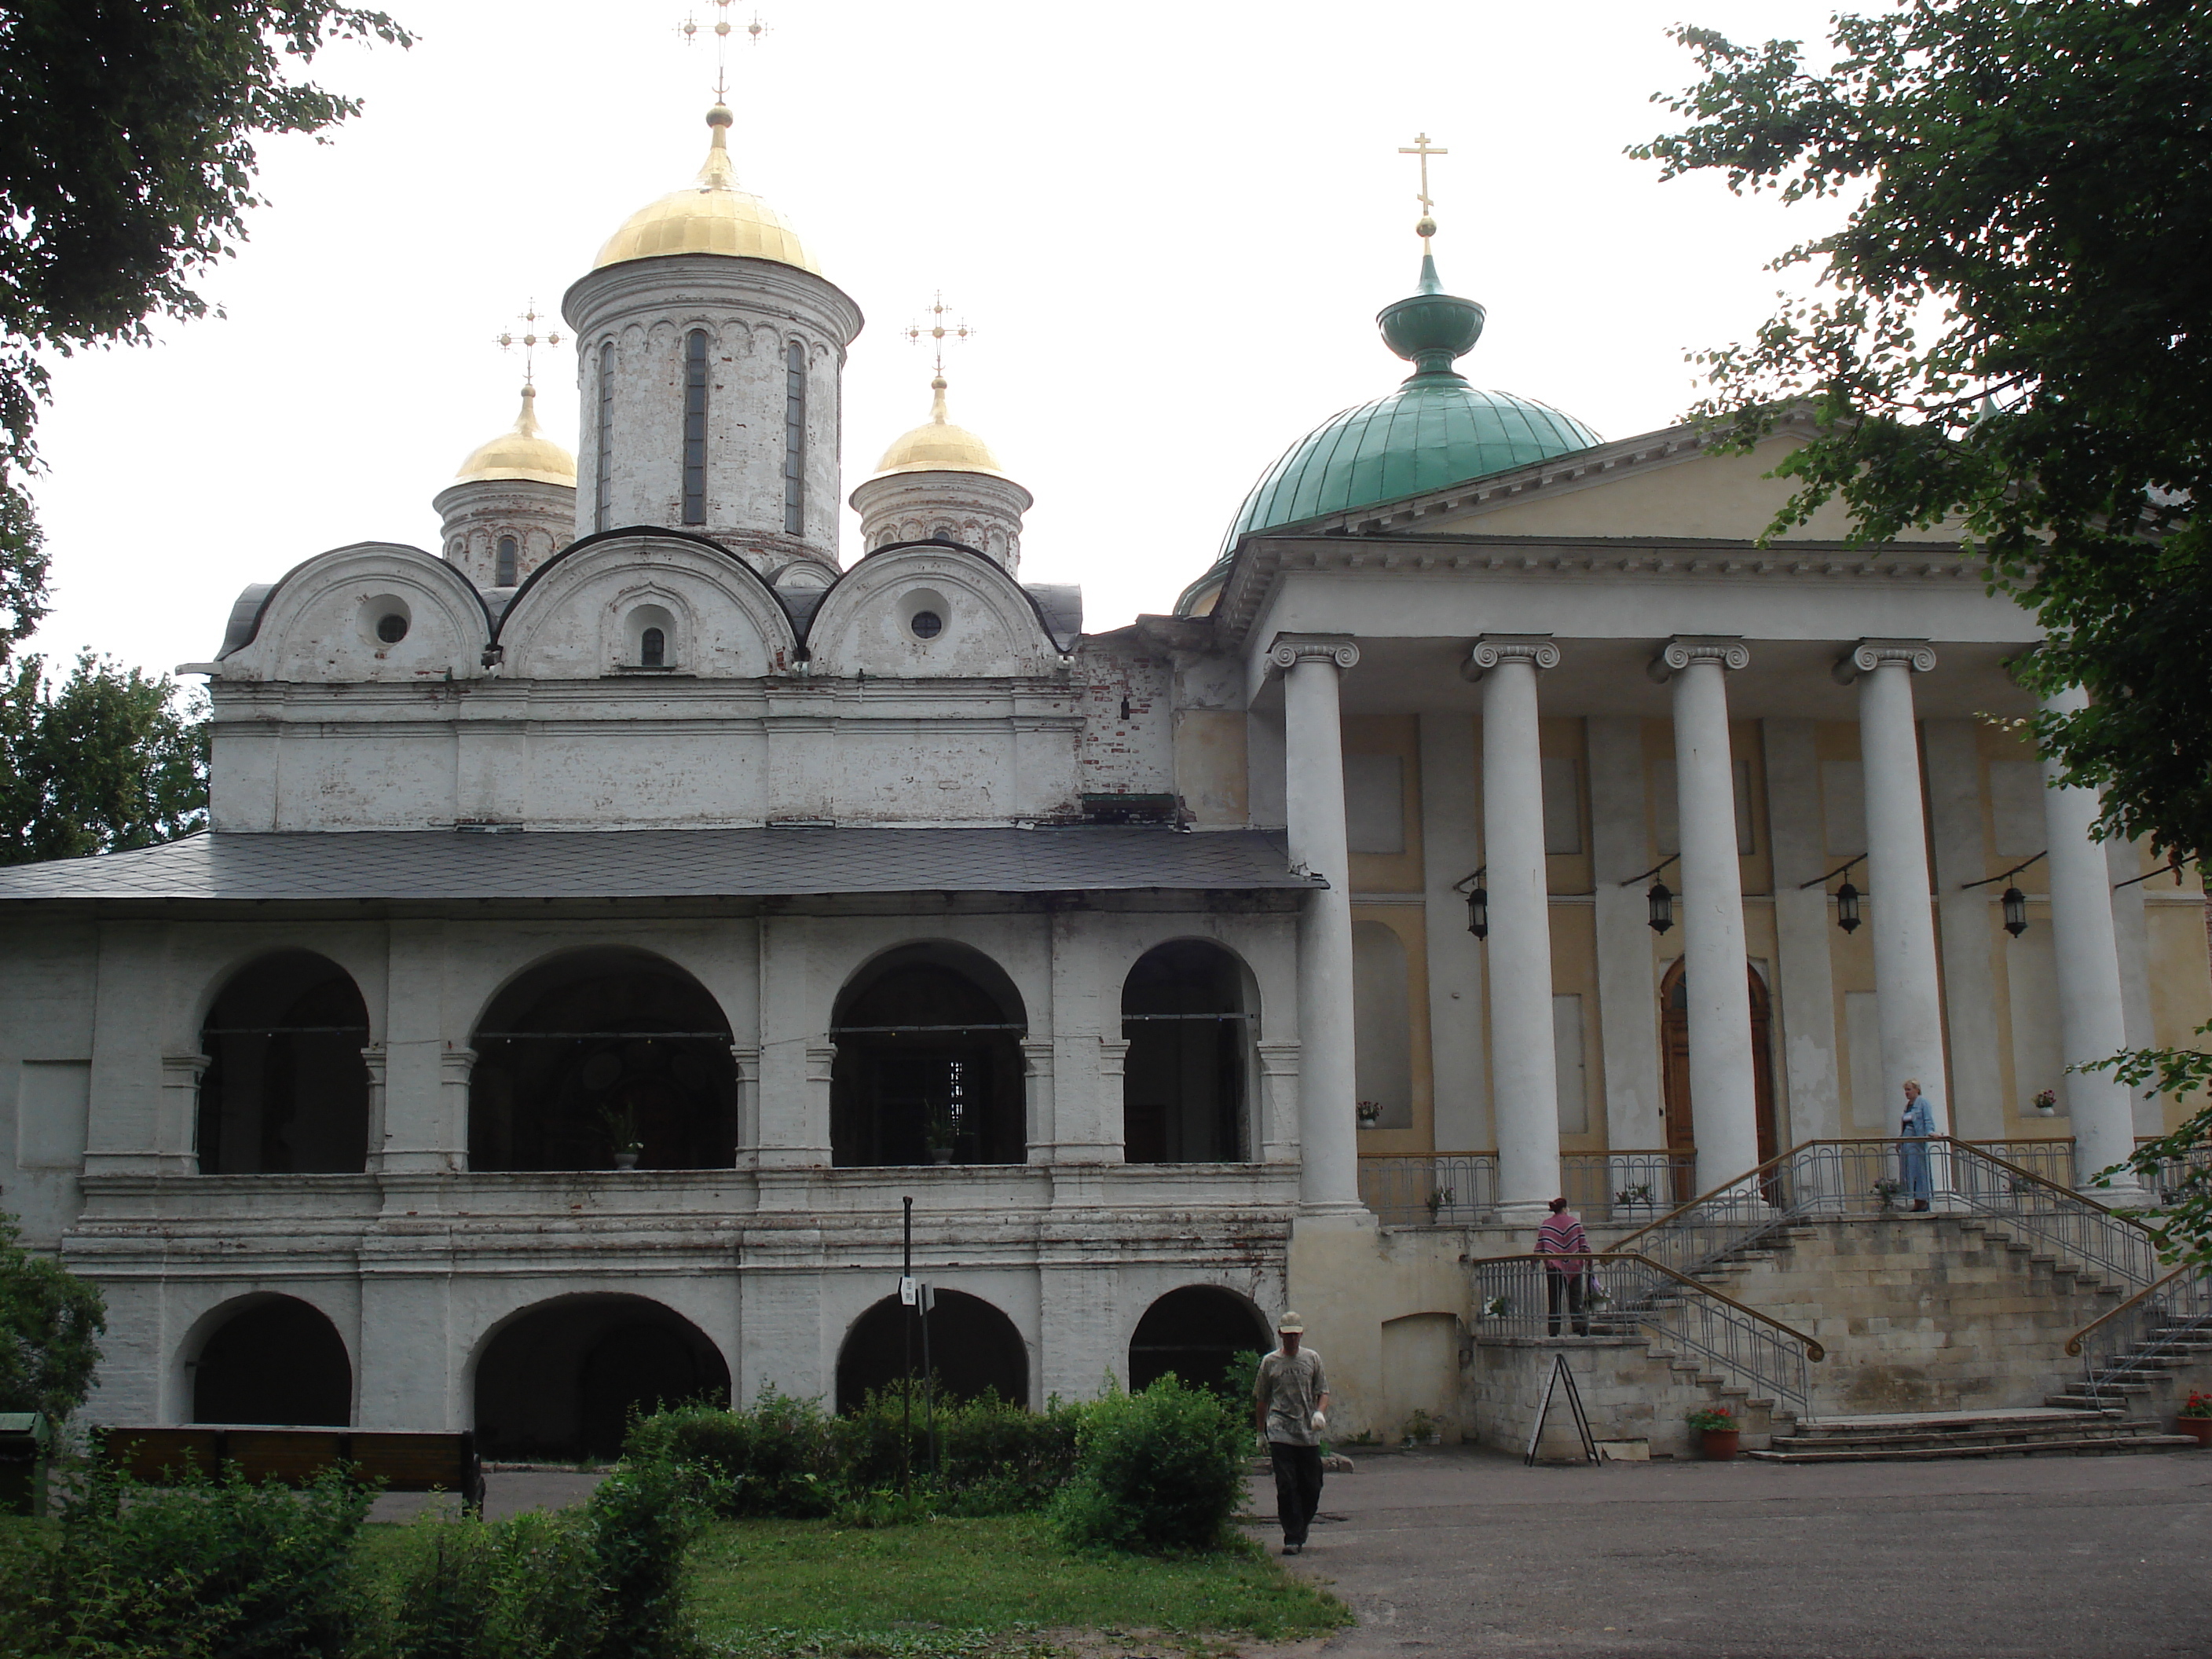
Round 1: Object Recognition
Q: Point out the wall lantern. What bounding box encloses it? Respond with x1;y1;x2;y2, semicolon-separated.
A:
1455;869;1489;939
1646;880;1675;935
2001;885;2029;937
1834;878;1862;934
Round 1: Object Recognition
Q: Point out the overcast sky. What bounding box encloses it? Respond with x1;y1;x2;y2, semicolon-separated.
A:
29;0;1847;679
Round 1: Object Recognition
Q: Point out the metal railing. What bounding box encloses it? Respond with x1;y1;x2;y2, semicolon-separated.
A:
1470;1251;1820;1417
2132;1137;2212;1208
1358;1150;1696;1227
2064;1262;2212;1404
1610;1138;2163;1292
1968;1139;2076;1188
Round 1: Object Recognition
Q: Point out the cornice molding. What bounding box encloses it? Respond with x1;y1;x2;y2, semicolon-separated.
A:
1265;633;1361;674
1648;635;1750;683
1833;637;1939;683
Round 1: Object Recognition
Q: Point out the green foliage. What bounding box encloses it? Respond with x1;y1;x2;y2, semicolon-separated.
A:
0;2;413;654
1050;1377;1249;1555
626;1391;840;1520
0;651;207;865
586;1453;709;1659
1635;1;2212;861
9;1459;371;1658
1685;1406;1738;1433
366;1506;608;1659
0;1208;105;1420
2086;1038;2212;1265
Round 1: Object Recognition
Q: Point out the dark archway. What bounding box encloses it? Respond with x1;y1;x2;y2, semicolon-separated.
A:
830;944;1027;1166
1659;959;1779;1198
1122;940;1252;1162
834;1289;1027;1412
192;1296;352;1426
468;949;737;1171
474;1295;731;1460
1128;1286;1272;1393
196;951;371;1174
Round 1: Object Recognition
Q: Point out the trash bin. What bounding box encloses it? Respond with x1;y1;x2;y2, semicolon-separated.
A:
0;1412;49;1518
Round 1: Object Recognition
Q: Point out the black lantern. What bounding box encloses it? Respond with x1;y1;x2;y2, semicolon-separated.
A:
1835;878;1862;934
1647;880;1675;935
1465;882;1489;939
2001;884;2029;937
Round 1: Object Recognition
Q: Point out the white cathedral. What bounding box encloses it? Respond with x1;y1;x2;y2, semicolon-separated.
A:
0;103;2203;1453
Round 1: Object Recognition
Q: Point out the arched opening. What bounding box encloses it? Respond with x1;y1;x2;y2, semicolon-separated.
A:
467;949;737;1171
495;534;518;587
1121;940;1252;1163
474;1295;730;1460
834;1289;1027;1413
1127;1286;1271;1393
191;1295;352;1426
830;943;1026;1167
1659;958;1779;1197
196;951;371;1174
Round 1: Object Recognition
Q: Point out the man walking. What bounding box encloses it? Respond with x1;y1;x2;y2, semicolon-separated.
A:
1536;1196;1592;1335
1899;1079;1937;1212
1254;1311;1328;1556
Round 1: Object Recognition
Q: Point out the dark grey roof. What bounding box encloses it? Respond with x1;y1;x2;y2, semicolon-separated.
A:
0;827;1313;903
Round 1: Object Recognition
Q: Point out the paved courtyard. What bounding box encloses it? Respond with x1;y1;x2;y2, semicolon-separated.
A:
1246;1445;2212;1659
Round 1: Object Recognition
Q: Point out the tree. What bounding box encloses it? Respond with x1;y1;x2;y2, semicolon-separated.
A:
0;652;209;865
0;1;412;665
1638;0;2212;1236
0;1210;106;1421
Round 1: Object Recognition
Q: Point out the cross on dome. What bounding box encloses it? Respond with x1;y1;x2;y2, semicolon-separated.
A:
1398;131;1448;244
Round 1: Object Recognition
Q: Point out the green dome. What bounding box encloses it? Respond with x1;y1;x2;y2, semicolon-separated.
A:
1183;253;1602;613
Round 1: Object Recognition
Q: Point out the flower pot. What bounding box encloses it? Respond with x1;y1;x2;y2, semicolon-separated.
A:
1700;1428;1741;1461
2176;1417;2212;1445
929;1148;953;1165
613;1150;639;1170
2034;1105;2056;1118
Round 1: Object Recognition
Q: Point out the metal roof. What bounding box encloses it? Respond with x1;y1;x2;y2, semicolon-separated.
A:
0;827;1313;903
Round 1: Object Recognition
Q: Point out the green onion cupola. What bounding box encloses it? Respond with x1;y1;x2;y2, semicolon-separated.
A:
1180;190;1602;616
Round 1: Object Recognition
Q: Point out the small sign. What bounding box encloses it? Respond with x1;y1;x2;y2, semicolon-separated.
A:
899;1276;917;1306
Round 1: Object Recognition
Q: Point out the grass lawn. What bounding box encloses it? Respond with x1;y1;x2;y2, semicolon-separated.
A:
687;1514;1348;1657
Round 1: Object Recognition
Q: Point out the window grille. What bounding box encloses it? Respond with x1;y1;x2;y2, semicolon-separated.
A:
783;339;806;536
495;535;518;587
641;626;666;668
683;329;709;525
594;340;615;533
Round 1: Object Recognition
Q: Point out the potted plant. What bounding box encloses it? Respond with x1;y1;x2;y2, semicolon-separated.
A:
1615;1182;1654;1210
599;1104;643;1170
1687;1405;1741;1460
1425;1186;1453;1222
1870;1176;1903;1210
2178;1391;2212;1446
924;1110;957;1165
1357;1100;1382;1130
2031;1089;2058;1119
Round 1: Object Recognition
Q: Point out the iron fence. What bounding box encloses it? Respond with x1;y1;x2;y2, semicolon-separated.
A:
1358;1150;1695;1227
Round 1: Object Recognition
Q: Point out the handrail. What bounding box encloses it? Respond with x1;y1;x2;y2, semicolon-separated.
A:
1942;1138;2153;1231
2065;1262;2197;1358
1467;1250;1826;1361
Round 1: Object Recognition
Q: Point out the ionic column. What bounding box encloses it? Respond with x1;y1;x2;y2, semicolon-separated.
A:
1652;636;1759;1190
1468;634;1562;1218
1269;632;1364;1215
1840;640;1948;1130
2038;685;2140;1196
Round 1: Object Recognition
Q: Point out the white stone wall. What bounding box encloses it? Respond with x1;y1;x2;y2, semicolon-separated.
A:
849;469;1033;574
430;477;577;590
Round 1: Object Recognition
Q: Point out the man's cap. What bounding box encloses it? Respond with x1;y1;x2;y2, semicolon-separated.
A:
1276;1311;1306;1334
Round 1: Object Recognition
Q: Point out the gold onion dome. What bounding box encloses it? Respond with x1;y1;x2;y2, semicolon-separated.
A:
593;104;819;274
873;377;1006;478
454;385;577;486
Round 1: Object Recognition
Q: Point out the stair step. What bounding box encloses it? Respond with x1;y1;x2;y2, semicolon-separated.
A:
1773;1423;2154;1452
1745;1434;2199;1463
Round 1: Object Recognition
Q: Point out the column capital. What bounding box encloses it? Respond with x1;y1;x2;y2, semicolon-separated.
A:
1462;633;1561;680
1834;637;1937;683
1266;632;1361;673
1648;635;1750;683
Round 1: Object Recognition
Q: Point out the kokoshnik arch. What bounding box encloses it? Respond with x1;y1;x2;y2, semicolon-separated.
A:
0;97;2203;1446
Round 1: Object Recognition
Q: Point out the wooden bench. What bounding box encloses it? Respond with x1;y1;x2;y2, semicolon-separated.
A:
97;1426;484;1512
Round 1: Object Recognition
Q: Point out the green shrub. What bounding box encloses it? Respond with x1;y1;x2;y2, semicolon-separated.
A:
626;1391;837;1518
10;1459;370;1657
588;1452;707;1659
1050;1376;1250;1555
371;1505;606;1659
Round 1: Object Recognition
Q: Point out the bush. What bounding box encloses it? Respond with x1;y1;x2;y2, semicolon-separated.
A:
370;1505;606;1659
588;1451;710;1659
1050;1376;1250;1555
9;1459;369;1658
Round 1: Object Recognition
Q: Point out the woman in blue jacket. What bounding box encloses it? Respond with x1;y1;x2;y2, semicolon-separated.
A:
1899;1080;1937;1211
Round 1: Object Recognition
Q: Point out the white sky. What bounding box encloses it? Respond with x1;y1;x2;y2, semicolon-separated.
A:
28;0;1844;679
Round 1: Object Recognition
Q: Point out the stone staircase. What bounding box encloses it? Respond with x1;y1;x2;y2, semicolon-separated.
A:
2047;1318;2212;1412
1745;1405;2195;1463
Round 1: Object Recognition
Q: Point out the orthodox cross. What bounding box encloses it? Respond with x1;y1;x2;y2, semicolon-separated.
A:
1398;131;1448;240
496;301;562;391
903;293;973;379
679;0;760;102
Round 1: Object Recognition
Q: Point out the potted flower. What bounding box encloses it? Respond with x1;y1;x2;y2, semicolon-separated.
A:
1357;1100;1382;1130
2031;1089;2058;1119
1615;1182;1654;1210
1687;1405;1741;1460
925;1110;957;1165
1870;1176;1903;1210
1425;1186;1454;1222
2178;1391;2212;1446
600;1104;643;1170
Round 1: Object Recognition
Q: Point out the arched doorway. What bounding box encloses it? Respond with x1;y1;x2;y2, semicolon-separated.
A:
1658;958;1779;1194
467;949;738;1171
191;1295;352;1426
474;1295;731;1459
1127;1286;1271;1393
196;952;371;1174
835;1289;1027;1412
830;944;1027;1166
1121;940;1253;1163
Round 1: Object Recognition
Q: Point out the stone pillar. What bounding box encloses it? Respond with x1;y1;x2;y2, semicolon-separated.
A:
1842;641;1949;1130
1652;637;1759;1190
1268;633;1364;1216
159;1053;213;1175
756;914;831;1170
379;921;466;1175
1468;635;1562;1218
730;1045;762;1168
2039;685;2140;1196
1022;1038;1057;1161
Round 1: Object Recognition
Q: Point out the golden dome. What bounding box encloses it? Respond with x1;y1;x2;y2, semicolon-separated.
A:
592;105;820;274
873;378;1006;478
455;386;577;486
